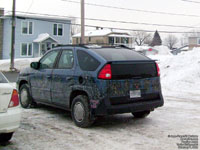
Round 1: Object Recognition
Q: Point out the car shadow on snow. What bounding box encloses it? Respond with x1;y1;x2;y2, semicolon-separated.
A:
33;104;154;129
92;115;153;129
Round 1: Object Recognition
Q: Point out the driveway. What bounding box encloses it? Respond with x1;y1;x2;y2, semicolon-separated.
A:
0;96;199;150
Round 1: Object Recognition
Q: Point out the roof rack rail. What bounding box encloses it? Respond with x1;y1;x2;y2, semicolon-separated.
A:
55;43;133;49
55;44;89;48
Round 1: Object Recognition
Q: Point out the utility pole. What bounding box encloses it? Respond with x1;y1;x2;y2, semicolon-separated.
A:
81;0;85;44
10;0;16;70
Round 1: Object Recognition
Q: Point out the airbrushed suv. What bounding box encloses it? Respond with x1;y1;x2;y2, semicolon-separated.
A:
17;45;164;127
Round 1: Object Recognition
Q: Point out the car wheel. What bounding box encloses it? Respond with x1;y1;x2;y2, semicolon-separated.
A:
19;84;34;108
0;132;13;143
71;95;94;128
132;111;150;118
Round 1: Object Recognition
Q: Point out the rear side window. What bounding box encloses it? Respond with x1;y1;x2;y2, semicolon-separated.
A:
58;50;74;69
77;50;100;71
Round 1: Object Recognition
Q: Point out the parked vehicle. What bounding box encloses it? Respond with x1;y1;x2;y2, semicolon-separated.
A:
0;72;21;142
17;45;164;127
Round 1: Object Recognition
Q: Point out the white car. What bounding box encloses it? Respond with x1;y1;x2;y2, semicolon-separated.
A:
0;72;21;143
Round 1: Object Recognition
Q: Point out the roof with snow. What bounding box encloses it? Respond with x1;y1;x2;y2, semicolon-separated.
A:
2;14;72;23
33;33;58;43
72;29;131;38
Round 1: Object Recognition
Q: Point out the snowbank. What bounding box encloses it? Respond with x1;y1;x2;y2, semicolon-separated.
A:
0;57;40;72
149;48;200;100
153;46;172;55
134;45;172;56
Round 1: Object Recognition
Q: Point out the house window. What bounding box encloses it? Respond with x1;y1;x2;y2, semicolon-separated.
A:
122;37;129;44
116;37;120;43
53;24;63;36
89;37;91;42
21;43;33;57
76;38;79;44
197;38;200;45
22;21;33;34
52;43;57;48
109;37;114;45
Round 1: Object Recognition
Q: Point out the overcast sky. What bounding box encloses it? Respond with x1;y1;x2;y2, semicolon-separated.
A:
2;0;200;38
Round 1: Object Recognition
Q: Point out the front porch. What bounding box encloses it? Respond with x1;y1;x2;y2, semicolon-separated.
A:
33;33;58;57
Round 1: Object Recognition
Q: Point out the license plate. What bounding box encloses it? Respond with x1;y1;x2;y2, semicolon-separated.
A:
130;90;141;98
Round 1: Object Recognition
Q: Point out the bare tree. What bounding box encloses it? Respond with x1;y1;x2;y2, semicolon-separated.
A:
180;36;188;47
71;19;81;36
164;34;178;50
132;31;152;46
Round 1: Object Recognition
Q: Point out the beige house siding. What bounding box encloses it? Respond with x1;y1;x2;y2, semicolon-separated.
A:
188;37;200;50
73;36;108;44
72;34;132;46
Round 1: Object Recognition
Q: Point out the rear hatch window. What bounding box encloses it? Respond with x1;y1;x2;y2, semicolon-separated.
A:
111;61;157;79
91;47;149;61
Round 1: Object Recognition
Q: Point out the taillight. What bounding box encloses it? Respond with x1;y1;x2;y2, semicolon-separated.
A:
98;64;112;79
9;89;19;108
156;63;160;76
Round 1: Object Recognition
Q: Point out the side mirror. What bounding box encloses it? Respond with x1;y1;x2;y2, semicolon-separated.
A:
30;62;40;70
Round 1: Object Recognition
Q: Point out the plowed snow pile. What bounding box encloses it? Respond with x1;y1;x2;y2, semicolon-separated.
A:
149;48;200;100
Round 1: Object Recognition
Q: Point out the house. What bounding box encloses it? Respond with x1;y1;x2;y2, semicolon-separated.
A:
72;29;133;47
0;8;71;59
188;37;200;50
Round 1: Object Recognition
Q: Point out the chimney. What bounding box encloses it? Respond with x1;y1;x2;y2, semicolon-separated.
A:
0;8;4;59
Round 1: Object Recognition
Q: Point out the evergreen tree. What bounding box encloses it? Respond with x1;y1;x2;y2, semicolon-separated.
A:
150;30;162;46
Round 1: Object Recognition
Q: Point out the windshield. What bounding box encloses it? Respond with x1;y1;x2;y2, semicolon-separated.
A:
0;72;8;83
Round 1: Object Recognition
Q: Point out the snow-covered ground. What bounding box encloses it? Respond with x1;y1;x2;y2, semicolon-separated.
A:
0;57;40;72
1;97;200;150
0;47;200;150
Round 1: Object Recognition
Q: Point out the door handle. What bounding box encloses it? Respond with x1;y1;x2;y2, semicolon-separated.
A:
66;77;72;81
47;75;51;79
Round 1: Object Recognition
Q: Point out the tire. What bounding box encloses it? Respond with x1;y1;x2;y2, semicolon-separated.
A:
132;111;150;118
19;84;35;108
71;95;94;128
0;133;13;143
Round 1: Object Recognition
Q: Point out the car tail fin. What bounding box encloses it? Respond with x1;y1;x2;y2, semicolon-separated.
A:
9;89;19;108
98;64;112;80
156;63;160;76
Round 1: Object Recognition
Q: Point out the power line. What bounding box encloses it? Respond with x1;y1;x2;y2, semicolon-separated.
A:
61;0;200;18
25;0;34;16
182;0;200;3
10;14;200;34
4;10;200;29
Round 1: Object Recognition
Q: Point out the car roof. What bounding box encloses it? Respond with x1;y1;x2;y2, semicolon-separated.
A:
52;44;151;62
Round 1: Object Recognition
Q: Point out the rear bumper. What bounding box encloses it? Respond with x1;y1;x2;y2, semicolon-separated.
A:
0;107;21;133
91;94;164;116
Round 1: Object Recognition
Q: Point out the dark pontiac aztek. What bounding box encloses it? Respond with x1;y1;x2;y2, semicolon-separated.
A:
17;45;164;127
